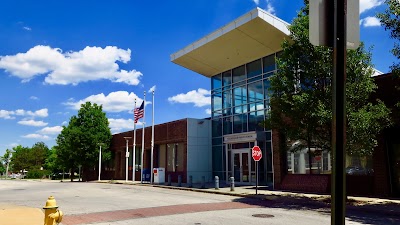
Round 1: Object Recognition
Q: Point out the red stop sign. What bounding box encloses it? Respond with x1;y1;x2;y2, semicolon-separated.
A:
252;146;262;161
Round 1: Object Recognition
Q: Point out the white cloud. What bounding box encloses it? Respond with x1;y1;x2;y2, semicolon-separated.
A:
23;26;32;31
0;108;48;120
149;85;156;93
252;0;260;5
38;126;63;135
30;96;39;100
360;0;384;14
108;118;143;133
360;16;381;27
22;134;50;140
61;121;68;125
18;119;48;127
168;88;211;107
266;0;275;15
205;109;211;115
64;91;145;113
0;45;142;85
0;110;15;119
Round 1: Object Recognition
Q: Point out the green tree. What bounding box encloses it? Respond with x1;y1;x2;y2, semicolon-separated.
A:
56;102;112;181
377;0;400;76
11;145;31;171
265;1;392;172
1;149;12;177
11;143;49;172
44;146;62;173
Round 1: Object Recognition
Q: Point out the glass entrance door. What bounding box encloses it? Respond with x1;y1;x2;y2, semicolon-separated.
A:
232;149;250;183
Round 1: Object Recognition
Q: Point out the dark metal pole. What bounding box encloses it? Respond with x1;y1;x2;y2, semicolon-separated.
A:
332;0;347;224
256;161;258;195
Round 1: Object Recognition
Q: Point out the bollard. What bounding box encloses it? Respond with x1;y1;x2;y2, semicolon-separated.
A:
215;176;219;190
201;176;205;189
178;175;182;187
167;174;171;186
189;175;193;188
230;177;235;191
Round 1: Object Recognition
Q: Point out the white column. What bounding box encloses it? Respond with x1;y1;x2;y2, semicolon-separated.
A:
125;138;129;182
150;90;155;184
98;144;102;181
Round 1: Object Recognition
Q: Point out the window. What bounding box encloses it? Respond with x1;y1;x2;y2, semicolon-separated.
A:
212;91;222;111
233;86;247;109
212;118;222;137
167;144;175;172
222;70;232;87
223;116;232;135
247;59;262;78
176;143;184;172
212;74;222;90
287;153;292;171
158;144;166;168
248;110;264;131
263;54;276;73
166;143;184;172
233;113;248;133
232;65;246;83
248;81;263;103
223;90;232;115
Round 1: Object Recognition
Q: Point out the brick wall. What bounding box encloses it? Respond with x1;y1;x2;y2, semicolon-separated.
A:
104;119;188;181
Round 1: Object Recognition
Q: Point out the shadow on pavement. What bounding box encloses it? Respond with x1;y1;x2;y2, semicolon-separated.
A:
232;195;400;225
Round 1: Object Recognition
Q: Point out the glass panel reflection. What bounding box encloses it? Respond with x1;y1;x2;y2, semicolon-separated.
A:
232;65;246;83
242;152;249;182
213;92;222;111
212;74;222;90
222;70;231;87
248;81;263;103
263;54;276;73
247;59;262;78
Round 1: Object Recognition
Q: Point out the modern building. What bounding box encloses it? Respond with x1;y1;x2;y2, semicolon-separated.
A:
170;7;400;197
171;7;289;187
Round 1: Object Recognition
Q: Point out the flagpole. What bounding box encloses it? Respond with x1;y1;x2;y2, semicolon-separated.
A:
132;99;136;182
140;91;146;183
150;90;155;184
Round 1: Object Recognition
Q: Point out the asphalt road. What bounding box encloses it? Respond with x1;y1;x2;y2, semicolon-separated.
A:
0;179;398;225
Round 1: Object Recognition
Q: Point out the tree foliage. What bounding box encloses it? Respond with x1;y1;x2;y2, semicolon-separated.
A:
265;1;392;158
56;102;112;180
377;0;400;76
11;142;50;171
0;149;12;174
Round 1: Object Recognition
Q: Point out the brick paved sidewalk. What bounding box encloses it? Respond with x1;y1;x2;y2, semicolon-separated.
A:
62;202;261;225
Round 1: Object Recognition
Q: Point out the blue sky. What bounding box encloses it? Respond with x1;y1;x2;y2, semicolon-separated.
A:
0;0;396;156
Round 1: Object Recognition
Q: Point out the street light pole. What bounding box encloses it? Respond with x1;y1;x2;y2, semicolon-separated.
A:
98;143;103;181
124;137;132;182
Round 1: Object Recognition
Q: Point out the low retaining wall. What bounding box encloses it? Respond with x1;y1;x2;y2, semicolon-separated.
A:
280;174;375;196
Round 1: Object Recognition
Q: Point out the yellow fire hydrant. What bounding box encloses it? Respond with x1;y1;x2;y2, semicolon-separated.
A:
43;196;63;225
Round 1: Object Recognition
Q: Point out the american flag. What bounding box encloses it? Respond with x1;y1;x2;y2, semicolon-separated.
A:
134;101;144;123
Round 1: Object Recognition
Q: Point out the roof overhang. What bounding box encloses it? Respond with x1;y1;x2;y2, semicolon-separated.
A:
171;7;290;78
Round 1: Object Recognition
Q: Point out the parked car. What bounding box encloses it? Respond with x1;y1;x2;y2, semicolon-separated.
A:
346;166;374;175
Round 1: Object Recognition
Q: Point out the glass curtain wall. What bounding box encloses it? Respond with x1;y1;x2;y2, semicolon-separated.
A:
211;52;279;182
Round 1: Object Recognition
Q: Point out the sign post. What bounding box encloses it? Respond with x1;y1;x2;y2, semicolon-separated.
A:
310;1;359;224
252;146;262;195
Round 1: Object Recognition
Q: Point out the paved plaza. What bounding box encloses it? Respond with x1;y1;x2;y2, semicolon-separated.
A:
0;179;399;225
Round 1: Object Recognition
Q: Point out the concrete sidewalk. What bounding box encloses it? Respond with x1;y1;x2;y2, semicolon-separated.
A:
93;179;400;217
